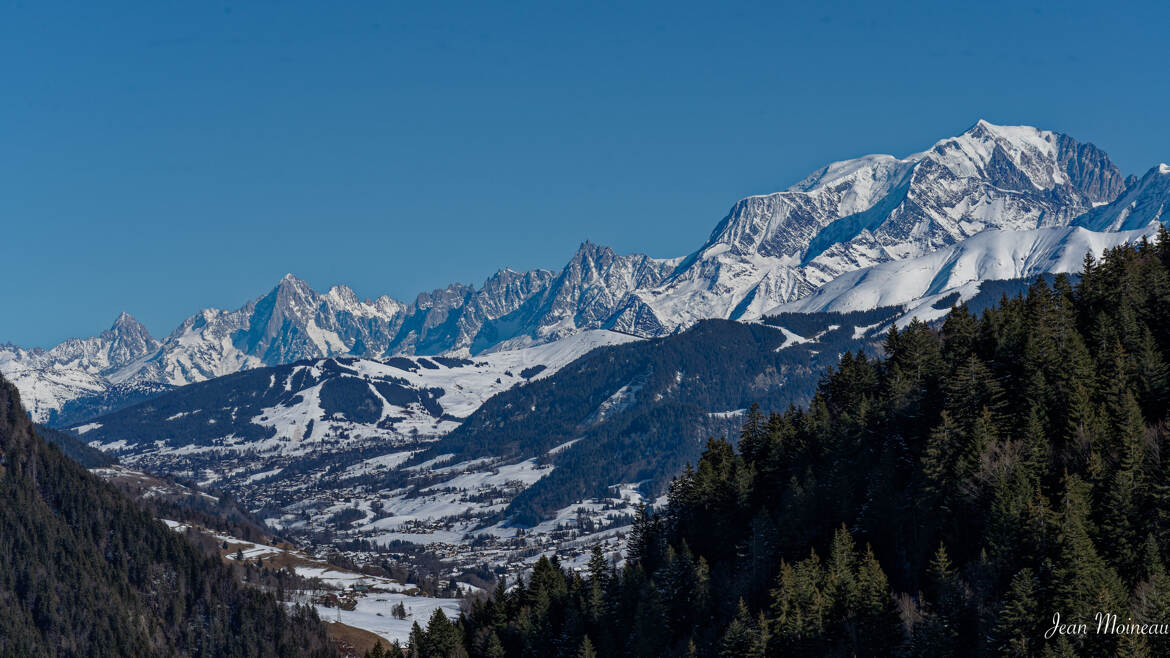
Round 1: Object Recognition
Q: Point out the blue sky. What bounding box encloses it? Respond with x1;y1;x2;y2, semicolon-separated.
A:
3;1;1168;347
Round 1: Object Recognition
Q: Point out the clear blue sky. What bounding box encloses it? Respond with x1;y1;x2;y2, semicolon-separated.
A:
3;1;1168;347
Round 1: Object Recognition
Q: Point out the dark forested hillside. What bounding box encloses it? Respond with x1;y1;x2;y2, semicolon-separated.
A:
0;377;337;657
34;423;116;468
416;228;1170;657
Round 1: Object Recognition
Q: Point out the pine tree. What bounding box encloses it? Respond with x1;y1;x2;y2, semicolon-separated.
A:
576;635;596;658
916;544;960;655
482;632;504;658
992;568;1038;657
941;302;978;368
720;599;766;658
923;412;961;506
424;607;462;658
1020;404;1050;484
944;354;1005;429
825;525;859;621
855;544;904;655
407;622;425;658
1135;535;1170;656
739;402;766;463
769;552;827;648
1102;391;1148;575
1052;474;1127;655
1134;327;1170;419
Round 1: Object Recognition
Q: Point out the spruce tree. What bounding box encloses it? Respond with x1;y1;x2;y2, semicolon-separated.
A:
992;568;1039;657
576;635;596;658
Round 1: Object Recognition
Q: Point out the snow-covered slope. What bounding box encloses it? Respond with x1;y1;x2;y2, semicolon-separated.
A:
78;329;639;461
609;120;1129;334
1074;164;1170;232
771;223;1161;321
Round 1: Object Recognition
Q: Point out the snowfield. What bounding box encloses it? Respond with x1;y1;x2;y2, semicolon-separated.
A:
771;223;1162;320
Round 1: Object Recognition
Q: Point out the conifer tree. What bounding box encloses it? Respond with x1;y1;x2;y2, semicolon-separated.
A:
1103;391;1148;574
855;544;904;655
738;402;766;463
407;622;425;658
1052;474;1127;655
576;635;596;658
482;632;504;658
720;599;766;658
992;568;1039;657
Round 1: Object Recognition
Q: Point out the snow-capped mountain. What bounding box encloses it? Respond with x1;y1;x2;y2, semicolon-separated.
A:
0;313;160;420
4;312;159;376
473;242;679;352
771;161;1170;323
609;120;1130;335
120;274;405;387
0;250;665;420
5;121;1167;422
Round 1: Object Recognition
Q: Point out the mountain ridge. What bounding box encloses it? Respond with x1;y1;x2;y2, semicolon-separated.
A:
5;120;1168;422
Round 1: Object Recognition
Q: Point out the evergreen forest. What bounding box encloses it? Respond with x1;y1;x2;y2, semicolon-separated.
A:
0;376;338;657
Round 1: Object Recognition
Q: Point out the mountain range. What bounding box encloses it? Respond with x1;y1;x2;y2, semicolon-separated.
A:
4;120;1169;424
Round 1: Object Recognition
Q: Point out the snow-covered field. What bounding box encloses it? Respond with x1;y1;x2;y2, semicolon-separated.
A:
772;223;1162;322
160;520;463;646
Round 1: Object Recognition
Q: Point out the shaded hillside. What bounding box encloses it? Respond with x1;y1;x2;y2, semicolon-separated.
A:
34;423;115;468
47;380;175;428
0;375;336;657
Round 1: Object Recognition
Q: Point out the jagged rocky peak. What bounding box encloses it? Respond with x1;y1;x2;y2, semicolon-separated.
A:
323;283;406;320
324;283;361;307
527;241;675;340
1052;132;1128;203
412;282;475;311
476;267;554;317
100;312;159;369
560;241;620;285
240;273;408;363
564;240;674;283
270;272;317;314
